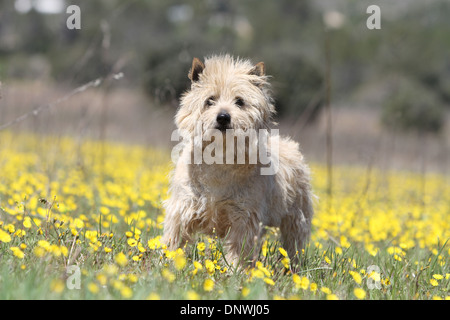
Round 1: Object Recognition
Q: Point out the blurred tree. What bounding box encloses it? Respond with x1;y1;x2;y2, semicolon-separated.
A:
1;0;448;127
381;77;444;134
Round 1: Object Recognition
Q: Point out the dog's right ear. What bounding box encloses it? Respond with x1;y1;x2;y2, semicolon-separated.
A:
249;62;265;77
188;57;205;82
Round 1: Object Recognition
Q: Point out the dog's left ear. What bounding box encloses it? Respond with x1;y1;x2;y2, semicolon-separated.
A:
249;62;265;77
189;57;205;82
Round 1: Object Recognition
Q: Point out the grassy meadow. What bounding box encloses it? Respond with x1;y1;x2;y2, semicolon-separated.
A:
0;130;448;300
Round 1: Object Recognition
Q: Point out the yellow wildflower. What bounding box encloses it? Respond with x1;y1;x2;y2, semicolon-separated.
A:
203;278;215;291
115;252;128;267
161;269;175;283
0;229;12;243
88;282;99;294
354;288;366;299
278;247;288;257
10;247;25;259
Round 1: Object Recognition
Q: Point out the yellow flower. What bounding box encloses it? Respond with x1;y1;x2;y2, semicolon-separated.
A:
115;252;128;267
430;279;439;286
349;270;362;285
146;293;160;300
394;254;402;262
382;277;391;286
340;235;350;248
192;261;202;275
203;278;215;291
354;288;366;299
6;224;15;233
120;286;133;299
320;287;332;295
128;274;138;283
250;269;265;280
310;283;318;292
432;274;443;280
278;247;288;257
88;282;99;294
38;240;50;249
14;229;26;237
127;238;137;247
264;278;275;286
197;242;206;252
103;264;119;275
49;244;62;257
0;229;12;243
281;257;290;269
104;247;112;253
261;241;268;257
96;274;107;286
73;218;84;229
193;261;203;270
23;217;32;229
50;279;65;293
242;287;250;297
293;274;309;290
10;247;25;259
326;294;339;300
186;290;200;300
60;246;68;257
205;259;215;276
174;253;186;270
147;236;162;250
256;261;271;277
100;206;110;215
33;246;46;258
162;269;175;283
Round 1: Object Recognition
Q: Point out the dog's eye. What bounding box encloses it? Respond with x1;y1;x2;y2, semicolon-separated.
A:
235;97;245;107
205;96;215;107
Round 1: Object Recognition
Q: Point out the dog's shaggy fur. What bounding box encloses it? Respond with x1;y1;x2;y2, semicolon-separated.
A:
162;55;314;265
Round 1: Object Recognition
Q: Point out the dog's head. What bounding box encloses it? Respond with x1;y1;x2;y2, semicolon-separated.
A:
175;55;276;136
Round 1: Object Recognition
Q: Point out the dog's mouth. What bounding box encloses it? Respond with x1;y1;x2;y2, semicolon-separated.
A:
214;123;232;132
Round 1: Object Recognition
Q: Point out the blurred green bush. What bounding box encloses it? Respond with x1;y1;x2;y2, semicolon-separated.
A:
0;0;448;130
381;78;444;133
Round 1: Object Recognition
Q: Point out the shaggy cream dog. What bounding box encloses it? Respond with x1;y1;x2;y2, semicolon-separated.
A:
162;55;314;266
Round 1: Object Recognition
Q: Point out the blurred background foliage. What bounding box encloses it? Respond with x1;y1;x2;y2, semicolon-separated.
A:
0;0;449;133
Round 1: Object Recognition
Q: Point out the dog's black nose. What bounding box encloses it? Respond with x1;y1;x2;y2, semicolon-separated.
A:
216;112;231;126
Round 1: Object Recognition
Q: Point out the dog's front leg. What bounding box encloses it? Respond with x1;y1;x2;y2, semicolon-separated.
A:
161;199;193;250
224;218;264;267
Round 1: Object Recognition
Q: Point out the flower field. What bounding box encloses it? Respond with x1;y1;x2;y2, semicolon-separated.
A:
0;131;448;300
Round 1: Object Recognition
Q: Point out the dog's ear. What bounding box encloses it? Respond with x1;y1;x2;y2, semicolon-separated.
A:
249;62;265;77
189;57;205;82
